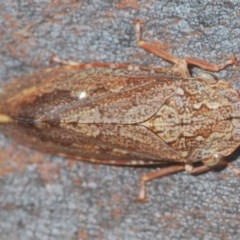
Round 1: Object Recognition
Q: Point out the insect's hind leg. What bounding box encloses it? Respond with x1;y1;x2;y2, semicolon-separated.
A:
50;55;159;73
51;55;137;70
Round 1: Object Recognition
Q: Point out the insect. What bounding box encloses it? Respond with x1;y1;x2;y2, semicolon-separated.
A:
0;22;239;201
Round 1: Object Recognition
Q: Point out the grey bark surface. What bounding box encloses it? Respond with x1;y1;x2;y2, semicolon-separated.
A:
0;1;240;239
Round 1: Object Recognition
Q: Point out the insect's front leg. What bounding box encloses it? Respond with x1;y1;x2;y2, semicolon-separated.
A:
137;163;216;202
138;165;185;202
135;21;238;77
138;155;230;202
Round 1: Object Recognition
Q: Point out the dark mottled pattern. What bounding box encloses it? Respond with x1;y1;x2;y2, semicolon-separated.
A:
1;67;240;166
0;67;179;164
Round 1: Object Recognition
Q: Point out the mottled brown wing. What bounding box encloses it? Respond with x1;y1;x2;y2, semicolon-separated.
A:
1;121;181;166
1;67;177;123
0;66;183;165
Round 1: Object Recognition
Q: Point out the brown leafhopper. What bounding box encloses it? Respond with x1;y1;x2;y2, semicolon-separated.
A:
0;22;239;201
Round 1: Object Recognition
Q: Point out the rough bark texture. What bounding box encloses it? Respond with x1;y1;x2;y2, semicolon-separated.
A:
1;1;240;239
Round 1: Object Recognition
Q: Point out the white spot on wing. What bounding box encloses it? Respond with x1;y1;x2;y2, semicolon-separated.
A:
78;91;87;99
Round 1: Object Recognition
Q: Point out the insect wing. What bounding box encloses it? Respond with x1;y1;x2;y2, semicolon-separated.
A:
0;67;182;165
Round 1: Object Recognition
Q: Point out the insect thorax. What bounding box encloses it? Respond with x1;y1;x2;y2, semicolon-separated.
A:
141;78;240;162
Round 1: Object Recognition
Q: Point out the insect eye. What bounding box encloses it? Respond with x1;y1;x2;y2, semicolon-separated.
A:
213;153;222;162
203;153;223;167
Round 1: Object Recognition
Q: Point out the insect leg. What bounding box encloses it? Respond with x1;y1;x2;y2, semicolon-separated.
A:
51;55;161;73
137;158;230;202
138;165;185;202
135;21;191;77
184;55;238;72
135;21;180;65
186;153;229;174
51;56;136;70
135;21;237;72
